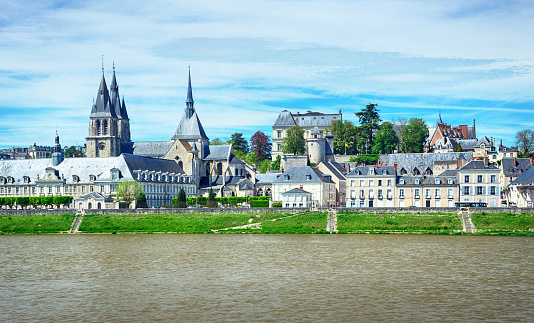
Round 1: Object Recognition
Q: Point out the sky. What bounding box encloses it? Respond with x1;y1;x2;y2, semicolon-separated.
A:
1;0;533;150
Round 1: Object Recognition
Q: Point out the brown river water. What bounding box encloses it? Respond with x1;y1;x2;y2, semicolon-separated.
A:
0;234;532;322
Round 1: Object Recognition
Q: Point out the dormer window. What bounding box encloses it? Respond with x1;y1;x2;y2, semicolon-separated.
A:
23;176;30;184
7;177;14;184
111;169;119;181
415;179;420;185
72;175;80;183
284;175;290;181
435;179;440;185
448;179;453;185
399;179;404;185
306;175;312;181
0;177;6;185
89;175;96;182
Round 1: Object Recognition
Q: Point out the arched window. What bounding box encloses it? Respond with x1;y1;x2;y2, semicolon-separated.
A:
88;202;92;209
103;120;108;135
257;188;264;196
96;120;101;135
266;188;272;196
97;202;101;209
217;163;223;176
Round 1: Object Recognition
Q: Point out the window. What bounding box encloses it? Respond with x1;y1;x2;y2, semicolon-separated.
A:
306;175;312;181
448;189;453;198
387;189;392;199
399;179;404;184
464;175;470;183
415;179;420;185
359;190;364;198
56;187;60;193
277;130;282;138
463;186;470;195
387;179;392;186
378;189;383;198
425;189;431;198
378;180;382;186
369;180;374;186
435;179;440;185
399;189;405;198
414;189;420;198
351;190;356;199
277;143;281;151
476;186;483;195
490;186;497;195
477;175;483;183
435;189;440;198
369;190;374;198
490;175;496;183
359;180;364;186
448;179;453;185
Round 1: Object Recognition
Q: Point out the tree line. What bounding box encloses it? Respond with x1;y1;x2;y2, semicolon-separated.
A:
0;196;74;209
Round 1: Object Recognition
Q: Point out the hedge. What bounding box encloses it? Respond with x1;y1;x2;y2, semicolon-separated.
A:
0;196;73;208
251;200;269;207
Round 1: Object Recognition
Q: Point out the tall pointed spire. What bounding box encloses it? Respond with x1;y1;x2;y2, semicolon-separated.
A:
110;61;122;118
90;68;116;117
185;66;194;118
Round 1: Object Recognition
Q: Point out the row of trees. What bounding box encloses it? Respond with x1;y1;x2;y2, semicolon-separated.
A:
0;196;74;209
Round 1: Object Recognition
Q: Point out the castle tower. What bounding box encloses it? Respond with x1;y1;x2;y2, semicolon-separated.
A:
51;131;64;166
307;126;326;165
86;67;121;158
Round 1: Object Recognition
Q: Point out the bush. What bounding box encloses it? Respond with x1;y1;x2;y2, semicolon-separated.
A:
248;196;270;201
272;202;282;208
251;200;269;207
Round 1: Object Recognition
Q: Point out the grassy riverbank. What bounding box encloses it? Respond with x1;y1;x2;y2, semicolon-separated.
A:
336;211;462;234
0;214;74;234
1;211;533;235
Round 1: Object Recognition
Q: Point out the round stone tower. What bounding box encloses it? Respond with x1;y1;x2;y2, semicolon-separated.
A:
307;126;325;165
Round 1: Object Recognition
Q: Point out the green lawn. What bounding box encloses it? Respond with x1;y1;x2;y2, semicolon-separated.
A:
337;212;462;234
472;212;534;235
0;214;75;234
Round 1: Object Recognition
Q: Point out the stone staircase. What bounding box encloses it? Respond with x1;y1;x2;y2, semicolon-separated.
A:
327;209;337;232
69;213;84;233
460;209;476;233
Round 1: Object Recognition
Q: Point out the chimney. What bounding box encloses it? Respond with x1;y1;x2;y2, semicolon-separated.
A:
328;158;331;162
457;157;461;169
514;157;518;167
394;162;398;172
530;157;533;167
484;156;489;166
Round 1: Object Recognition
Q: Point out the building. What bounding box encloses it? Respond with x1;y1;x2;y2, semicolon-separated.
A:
488;140;518;161
457;159;501;207
426;114;476;153
272;166;335;208
281;188;313;208
396;171;459;208
380;152;471;176
503;166;534;207
317;161;347;206
345;165;396;208
272;110;342;161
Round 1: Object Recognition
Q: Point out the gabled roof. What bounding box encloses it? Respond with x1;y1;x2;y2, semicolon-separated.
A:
273;110;342;128
255;173;280;184
509;167;534;186
282;188;311;195
274;166;333;183
205;145;232;161
273;110;296;127
173;110;209;141
501;158;532;176
459;160;499;171
121;141;172;158
318;161;346;179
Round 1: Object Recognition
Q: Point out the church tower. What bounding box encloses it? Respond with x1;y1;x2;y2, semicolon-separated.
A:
86;66;121;158
109;64;131;143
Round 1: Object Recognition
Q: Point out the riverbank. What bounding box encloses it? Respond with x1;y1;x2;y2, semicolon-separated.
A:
1;211;533;235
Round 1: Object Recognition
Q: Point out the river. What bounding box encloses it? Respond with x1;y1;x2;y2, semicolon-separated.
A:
1;234;532;322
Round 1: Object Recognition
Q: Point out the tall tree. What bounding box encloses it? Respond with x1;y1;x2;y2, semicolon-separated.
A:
115;180;144;208
355;103;381;152
174;188;187;208
372;122;399;154
210;138;229;146
250;131;272;161
281;125;306;155
401;118;429;153
230;132;249;153
325;120;358;154
515;129;534;156
392;117;408;151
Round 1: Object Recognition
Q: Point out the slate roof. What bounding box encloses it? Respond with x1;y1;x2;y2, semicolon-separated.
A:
198;175;248;188
347;165;396;177
273;166;333;184
205;145;232;161
273;110;341;128
319;161;346;179
0;154;184;185
380;152;473;175
509;167;534;186
173;110;209;141
255;173;280;184
458;160;499;171
501;158;532;176
90;73;117;118
282;188;311;195
437;169;458;177
121;141;172;158
456;139;478;151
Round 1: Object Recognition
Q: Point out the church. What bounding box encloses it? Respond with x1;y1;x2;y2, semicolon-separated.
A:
83;65;253;198
0;65;254;209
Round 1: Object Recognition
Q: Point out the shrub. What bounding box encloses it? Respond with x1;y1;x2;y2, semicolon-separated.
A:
272;202;282;208
251;200;269;207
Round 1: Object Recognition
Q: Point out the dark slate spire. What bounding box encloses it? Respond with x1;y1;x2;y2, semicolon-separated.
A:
110;62;122;118
437;111;443;124
90;73;116;118
185;67;194;118
52;131;64;166
121;96;129;120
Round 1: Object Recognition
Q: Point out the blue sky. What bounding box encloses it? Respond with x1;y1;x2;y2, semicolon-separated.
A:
1;0;533;149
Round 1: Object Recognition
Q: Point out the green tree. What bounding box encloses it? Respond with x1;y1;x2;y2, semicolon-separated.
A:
515;129;534;156
355;103;381;152
281;125;306;155
210;138;229;145
230;132;249;154
64;146;82;157
325;120;358;154
258;159;272;173
137;193;148;208
29;196;41;208
456;143;464;152
41;196;54;207
245;153;258;165
401;118;429;153
207;188;217;208
16;197;30;209
270;155;281;171
174;189;187;208
372;122;399;154
115;180;144;208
